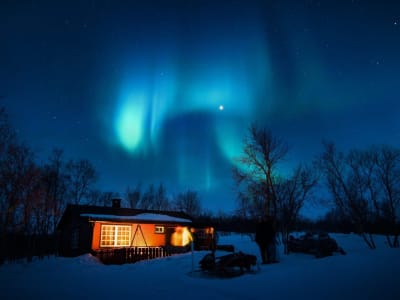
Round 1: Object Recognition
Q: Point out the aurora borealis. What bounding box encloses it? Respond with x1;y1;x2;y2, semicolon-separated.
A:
1;0;400;214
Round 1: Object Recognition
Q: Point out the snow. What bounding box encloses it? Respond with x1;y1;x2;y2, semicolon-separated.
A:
1;233;399;300
80;213;192;223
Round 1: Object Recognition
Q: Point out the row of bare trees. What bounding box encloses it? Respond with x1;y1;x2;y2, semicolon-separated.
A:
126;183;202;216
2;100;399;257
1;105;203;235
0;108;99;261
233;124;400;251
318;142;400;248
0;103;207;262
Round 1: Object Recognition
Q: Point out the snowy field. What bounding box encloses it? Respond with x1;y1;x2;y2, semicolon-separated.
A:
1;233;399;300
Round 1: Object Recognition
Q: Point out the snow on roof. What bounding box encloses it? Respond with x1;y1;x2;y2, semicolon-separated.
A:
80;213;192;223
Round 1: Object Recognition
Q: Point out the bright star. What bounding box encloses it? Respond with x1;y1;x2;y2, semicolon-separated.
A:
219;105;224;111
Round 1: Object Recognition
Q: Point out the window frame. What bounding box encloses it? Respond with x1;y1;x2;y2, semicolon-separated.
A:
154;225;165;234
100;224;132;247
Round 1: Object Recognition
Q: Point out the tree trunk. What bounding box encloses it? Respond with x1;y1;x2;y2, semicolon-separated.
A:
360;232;376;249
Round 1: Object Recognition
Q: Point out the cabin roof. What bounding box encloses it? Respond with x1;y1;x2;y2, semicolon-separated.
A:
58;204;193;229
80;212;192;223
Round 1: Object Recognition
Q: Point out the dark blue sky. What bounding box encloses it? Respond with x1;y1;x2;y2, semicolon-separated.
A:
1;0;400;215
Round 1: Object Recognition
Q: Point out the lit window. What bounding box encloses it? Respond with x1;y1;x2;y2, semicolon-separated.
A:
171;226;192;246
155;225;164;234
100;225;131;247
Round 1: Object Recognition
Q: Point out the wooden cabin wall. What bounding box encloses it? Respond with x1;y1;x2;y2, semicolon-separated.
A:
91;222;168;250
58;217;92;257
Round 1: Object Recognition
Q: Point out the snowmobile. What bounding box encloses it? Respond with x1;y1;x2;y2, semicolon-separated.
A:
199;251;257;277
288;232;346;258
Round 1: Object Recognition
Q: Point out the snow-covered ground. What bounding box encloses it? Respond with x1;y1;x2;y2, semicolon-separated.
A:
1;233;399;300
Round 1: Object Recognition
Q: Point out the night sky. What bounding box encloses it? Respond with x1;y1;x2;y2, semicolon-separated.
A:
1;0;399;215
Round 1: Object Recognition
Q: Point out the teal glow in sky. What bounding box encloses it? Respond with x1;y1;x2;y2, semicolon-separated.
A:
2;0;400;214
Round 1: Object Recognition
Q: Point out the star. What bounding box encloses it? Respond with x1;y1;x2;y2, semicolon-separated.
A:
219;105;224;111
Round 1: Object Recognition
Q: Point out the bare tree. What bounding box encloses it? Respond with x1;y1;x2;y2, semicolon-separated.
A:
126;183;142;208
275;165;318;254
0;108;15;234
140;184;155;210
233;123;288;217
174;190;202;217
65;159;97;205
29;171;49;237
0;143;37;233
0;107;43;261
235;181;268;221
153;183;170;210
0;107;15;159
39;149;68;234
373;145;400;247
130;183;170;210
88;190;116;206
318;143;377;249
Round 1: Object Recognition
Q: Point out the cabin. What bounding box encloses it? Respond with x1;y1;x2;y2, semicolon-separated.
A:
57;199;201;263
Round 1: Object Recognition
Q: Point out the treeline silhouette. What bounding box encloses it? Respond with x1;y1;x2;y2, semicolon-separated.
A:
230;124;400;251
1;106;400;264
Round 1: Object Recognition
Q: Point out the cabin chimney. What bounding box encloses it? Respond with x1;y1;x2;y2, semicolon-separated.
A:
112;198;121;209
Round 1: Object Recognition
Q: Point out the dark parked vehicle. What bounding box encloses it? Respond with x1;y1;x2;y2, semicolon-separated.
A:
288;232;346;258
199;251;257;277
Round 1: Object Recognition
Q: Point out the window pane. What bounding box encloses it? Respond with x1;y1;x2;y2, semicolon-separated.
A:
100;225;131;247
155;226;164;234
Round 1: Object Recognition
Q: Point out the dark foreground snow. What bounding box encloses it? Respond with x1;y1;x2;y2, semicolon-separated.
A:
1;233;399;300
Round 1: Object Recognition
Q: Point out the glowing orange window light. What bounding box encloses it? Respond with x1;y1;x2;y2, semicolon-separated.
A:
171;226;192;246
